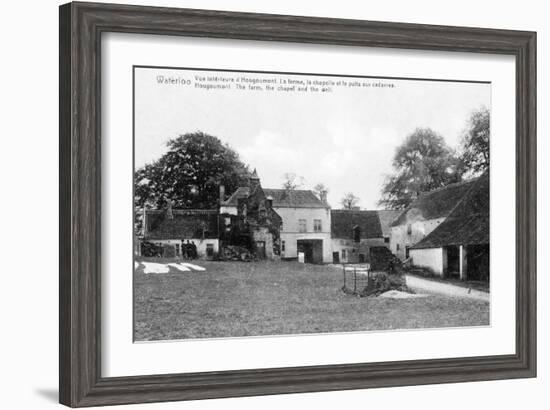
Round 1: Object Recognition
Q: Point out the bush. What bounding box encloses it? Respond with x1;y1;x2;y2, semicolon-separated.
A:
141;241;163;257
355;272;410;297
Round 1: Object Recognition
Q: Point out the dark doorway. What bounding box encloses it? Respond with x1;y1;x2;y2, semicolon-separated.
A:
332;252;340;263
297;239;323;263
467;244;490;281
206;243;214;259
255;241;266;259
446;246;460;277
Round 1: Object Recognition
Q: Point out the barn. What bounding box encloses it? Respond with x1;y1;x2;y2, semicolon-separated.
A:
409;170;489;281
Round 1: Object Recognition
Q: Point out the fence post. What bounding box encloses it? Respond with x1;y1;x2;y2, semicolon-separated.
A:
343;264;346;290
354;267;357;293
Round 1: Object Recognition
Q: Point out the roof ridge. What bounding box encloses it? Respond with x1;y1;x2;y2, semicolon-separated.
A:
433;175;481;221
417;177;478;198
331;209;379;213
390;176;480;227
411;172;489;249
263;188;316;193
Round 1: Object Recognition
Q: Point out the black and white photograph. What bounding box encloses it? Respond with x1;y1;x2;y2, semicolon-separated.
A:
133;66;491;342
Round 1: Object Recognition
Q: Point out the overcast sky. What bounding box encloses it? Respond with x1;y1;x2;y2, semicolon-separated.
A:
134;67;490;209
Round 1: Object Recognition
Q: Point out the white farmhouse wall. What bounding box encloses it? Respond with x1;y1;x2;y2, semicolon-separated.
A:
409;247;447;276
219;205;238;215
277;207;332;263
275;207;330;233
390;217;445;260
281;232;332;262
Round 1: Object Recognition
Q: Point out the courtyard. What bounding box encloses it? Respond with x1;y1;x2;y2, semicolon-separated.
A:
134;260;490;341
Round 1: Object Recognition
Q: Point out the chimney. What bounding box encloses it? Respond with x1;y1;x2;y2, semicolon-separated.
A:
166;199;173;219
265;195;273;210
219;185;225;204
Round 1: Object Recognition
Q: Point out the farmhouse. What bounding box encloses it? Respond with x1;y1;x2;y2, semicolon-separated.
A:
409;170;489;281
389;178;477;261
140;203;220;259
138;165;488;274
330;210;400;263
221;170;332;263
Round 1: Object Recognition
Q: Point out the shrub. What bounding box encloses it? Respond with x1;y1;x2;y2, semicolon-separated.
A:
141;241;163;257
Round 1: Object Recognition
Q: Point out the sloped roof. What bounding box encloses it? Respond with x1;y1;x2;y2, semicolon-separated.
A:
223;187;327;208
221;187;250;206
144;209;219;240
376;210;401;237
391;179;477;226
412;170;489;249
263;189;328;208
331;210;383;239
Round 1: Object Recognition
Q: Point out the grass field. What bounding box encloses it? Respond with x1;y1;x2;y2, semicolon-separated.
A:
134;260;490;341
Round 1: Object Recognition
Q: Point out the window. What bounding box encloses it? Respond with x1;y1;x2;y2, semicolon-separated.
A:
396;243;400;251
280;221;283;232
407;223;412;235
342;249;347;260
313;219;322;232
384;237;390;243
281;241;286;253
405;246;410;259
298;219;307;233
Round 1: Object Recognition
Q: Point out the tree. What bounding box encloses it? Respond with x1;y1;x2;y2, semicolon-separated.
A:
134;131;250;212
460;106;490;177
313;183;329;201
281;173;305;190
378;127;463;210
340;192;360;210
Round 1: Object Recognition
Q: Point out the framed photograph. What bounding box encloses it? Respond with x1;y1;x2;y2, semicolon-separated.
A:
59;2;536;407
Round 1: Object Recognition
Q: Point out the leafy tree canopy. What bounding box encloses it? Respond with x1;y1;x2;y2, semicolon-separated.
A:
281;173;305;190
340;192;360;210
378;127;463;210
313;183;329;199
135;132;250;211
460;106;490;177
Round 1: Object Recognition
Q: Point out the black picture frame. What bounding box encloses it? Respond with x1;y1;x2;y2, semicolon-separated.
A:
59;2;536;407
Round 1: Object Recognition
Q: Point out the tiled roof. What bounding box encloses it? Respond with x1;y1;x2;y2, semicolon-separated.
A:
263;189;328;208
391;178;477;226
412;170;489;249
144;209;219;240
223;187;327;208
221;187;250;206
331;210;383;239
376;210;401;237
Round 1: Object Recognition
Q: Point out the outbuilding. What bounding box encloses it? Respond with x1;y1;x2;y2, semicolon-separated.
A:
409;170;489;281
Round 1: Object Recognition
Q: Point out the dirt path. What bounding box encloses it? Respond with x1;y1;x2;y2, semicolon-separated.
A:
405;274;490;301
